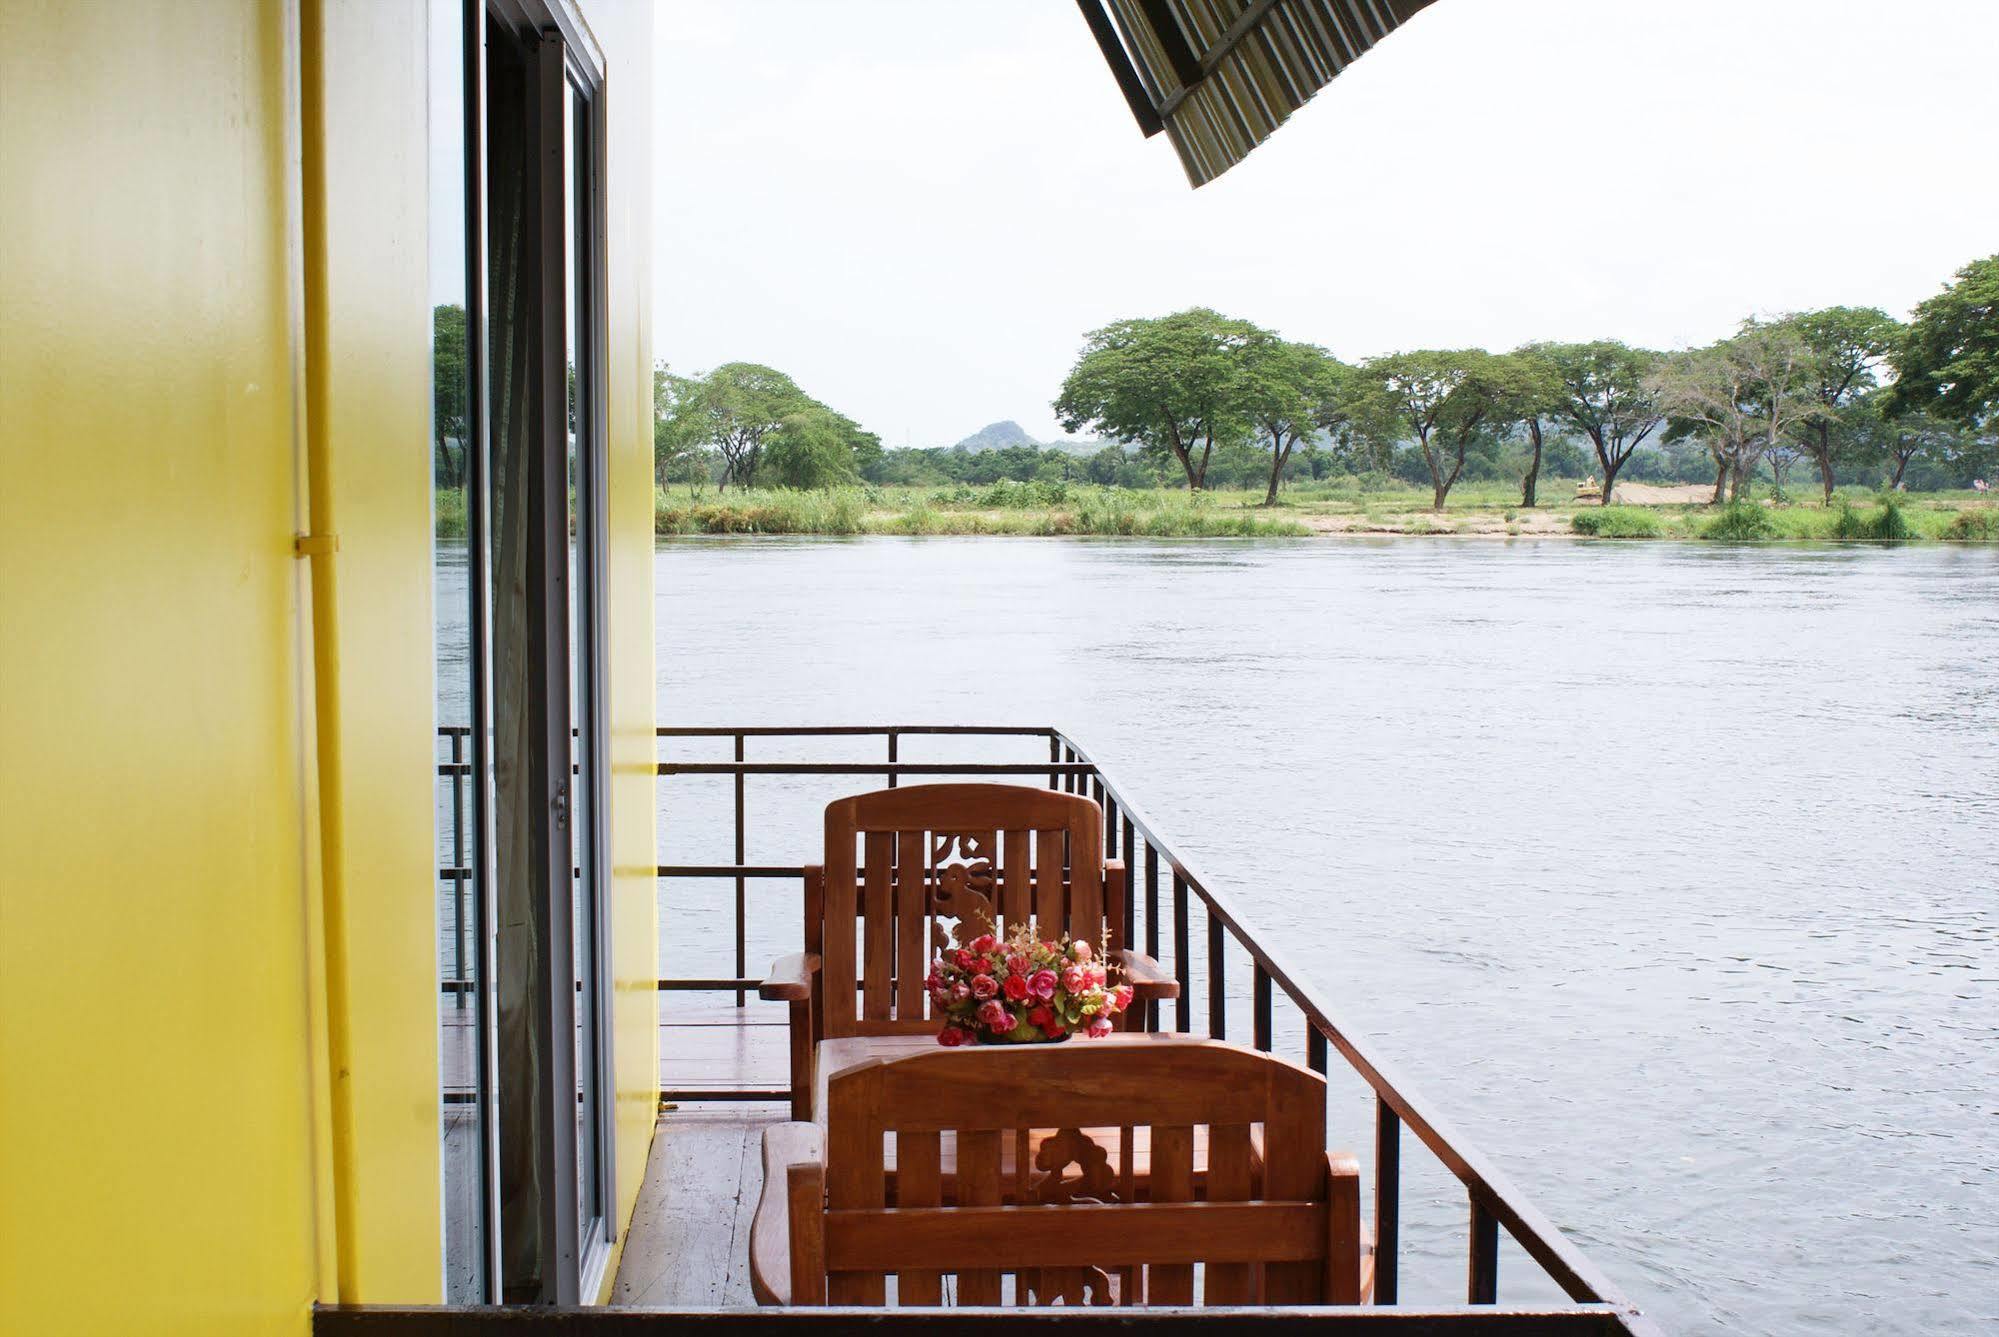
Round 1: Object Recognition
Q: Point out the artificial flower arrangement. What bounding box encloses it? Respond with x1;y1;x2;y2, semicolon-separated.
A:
927;919;1132;1045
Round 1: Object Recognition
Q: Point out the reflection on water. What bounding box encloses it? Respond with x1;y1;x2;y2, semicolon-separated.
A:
652;536;1997;1337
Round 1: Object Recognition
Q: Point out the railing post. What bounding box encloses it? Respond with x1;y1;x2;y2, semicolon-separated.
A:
886;729;898;789
1047;734;1060;791
1104;793;1118;858
1206;910;1225;1039
1252;965;1271;1051
1120;815;1136;950
1469;1195;1499;1304
450;729;466;1010
1307;1024;1327;1074
1143;844;1160;1032
1376;1098;1401;1305
1172;872;1190;1033
734;732;746;1008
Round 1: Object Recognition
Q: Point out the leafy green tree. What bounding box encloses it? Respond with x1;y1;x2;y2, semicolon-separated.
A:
652;363;714;491
1361;349;1549;511
1239;337;1345;505
1887;254;1999;430
665;362;811;489
1651;324;1824;502
1535;341;1664;505
763;406;863;488
1773;307;1901;503
1053;308;1259;491
433;304;469;488
1842;394;1968;490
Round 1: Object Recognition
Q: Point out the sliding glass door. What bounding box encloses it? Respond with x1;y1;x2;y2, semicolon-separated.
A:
432;0;610;1306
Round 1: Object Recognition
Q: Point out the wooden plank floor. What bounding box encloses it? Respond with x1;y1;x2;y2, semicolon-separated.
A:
614;999;791;1306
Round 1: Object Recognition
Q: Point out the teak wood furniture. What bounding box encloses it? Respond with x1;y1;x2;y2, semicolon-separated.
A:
749;1037;1366;1308
759;783;1179;1121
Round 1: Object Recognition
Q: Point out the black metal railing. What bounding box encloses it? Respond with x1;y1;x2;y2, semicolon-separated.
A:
433;724;1657;1332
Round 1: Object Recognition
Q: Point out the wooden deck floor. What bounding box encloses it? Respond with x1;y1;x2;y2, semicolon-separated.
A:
612;999;791;1306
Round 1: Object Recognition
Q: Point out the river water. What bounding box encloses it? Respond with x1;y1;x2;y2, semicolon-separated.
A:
649;536;1997;1335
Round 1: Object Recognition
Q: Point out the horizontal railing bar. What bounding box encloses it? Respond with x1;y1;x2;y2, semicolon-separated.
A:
658;762;1094;777
657;978;761;992
315;1302;1655;1334
657;725;1057;738
658;865;805;879
659;1089;791;1103
1053;728;1633;1310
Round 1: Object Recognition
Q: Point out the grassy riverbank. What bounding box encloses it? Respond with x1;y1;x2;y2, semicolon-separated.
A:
433;481;1997;542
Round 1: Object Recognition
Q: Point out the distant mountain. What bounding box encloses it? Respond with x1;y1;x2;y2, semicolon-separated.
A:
949;419;1111;457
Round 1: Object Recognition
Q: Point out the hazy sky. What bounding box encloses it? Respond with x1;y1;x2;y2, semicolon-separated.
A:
651;0;1999;447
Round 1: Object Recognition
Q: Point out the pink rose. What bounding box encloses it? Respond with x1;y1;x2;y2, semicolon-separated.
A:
949;981;971;1004
1112;984;1133;1012
952;949;973;970
1059;966;1087;995
1002;973;1030;1002
970;973;999;1000
971;956;995;976
1072;940;1093;962
1088;965;1106;987
937;1025;971;1047
924;964;943;990
1086;1014;1114;1038
977;1000;1014;1033
1005;953;1031;976
1029;969;1059;1000
970;933;999;955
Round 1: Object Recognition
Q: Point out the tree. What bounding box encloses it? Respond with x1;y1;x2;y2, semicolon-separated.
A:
1053;308;1259;491
1240;336;1343;505
1887;254;1999;430
763;406;863;489
1362;349;1549;511
1536;340;1664;505
1842;394;1967;490
1651;324;1825;502
1502;345;1567;507
665;362;811;489
433;304;469;488
652;363;713;491
1774;306;1900;504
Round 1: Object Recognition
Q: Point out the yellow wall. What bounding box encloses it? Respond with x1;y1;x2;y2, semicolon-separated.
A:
577;0;663;1295
0;0;655;1325
0;2;323;1333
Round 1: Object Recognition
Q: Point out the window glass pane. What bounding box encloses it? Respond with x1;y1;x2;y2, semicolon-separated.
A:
429;0;486;1303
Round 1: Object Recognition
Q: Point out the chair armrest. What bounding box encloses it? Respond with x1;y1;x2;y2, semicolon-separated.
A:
749;1123;825;1306
759;952;820;1003
1116;947;1179;1000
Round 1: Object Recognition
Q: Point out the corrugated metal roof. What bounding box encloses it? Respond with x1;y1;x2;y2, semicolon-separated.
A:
1081;0;1437;187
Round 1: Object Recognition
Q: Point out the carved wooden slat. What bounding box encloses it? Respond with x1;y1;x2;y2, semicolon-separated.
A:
1146;1124;1196;1304
821;825;858;1035
895;1130;943;1305
1001;830;1031;931
1034;827;1065;935
1068;814;1104;951
894;830;927;1021
825;1064;885;1305
1204;1122;1257;1304
862;833;894;1021
1260;1061;1327;1304
954;1129;1003;1304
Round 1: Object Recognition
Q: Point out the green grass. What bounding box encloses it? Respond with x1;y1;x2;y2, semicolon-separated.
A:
1571;506;1663;538
1699;501;1780;542
431;480;1997;543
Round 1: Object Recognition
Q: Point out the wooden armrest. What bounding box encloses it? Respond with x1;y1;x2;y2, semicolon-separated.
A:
749;1123;825;1306
759;952;819;1003
1326;1149;1365;1304
1116;947;1180;1000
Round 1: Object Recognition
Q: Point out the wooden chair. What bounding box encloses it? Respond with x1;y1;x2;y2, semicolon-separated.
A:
759;782;1178;1121
749;1038;1367;1307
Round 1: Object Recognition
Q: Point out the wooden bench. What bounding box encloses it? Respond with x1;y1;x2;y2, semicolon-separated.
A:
750;1037;1366;1308
759;783;1179;1122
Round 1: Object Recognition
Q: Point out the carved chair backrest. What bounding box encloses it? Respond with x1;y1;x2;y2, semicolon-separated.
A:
810;783;1121;1040
803;1040;1347;1307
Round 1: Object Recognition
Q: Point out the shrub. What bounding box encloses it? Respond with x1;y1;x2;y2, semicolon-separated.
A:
435;488;467;539
1699;501;1778;542
1943;507;1996;541
1571;506;1663;538
1831;493;1919;541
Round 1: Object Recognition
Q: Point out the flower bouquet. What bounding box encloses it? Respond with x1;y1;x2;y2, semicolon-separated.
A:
927;920;1132;1045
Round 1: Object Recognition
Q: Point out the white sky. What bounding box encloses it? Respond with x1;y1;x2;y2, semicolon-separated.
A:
650;0;1999;447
